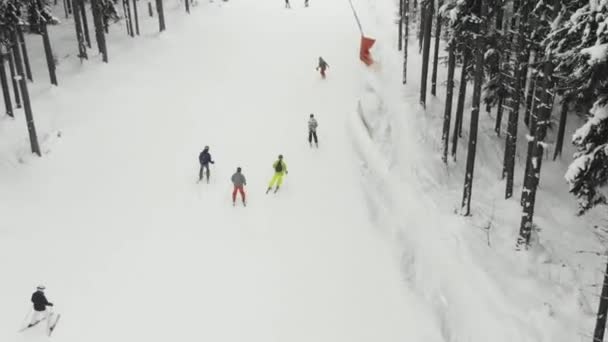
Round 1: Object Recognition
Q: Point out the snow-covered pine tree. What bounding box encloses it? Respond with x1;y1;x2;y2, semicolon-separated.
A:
566;102;608;214
545;0;608;214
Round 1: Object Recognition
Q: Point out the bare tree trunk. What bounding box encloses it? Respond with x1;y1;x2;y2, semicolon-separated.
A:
451;49;469;160
494;96;504;135
593;256;608;342
461;0;486;216
518;58;553;247
133;0;140;35
553;100;568;160
419;0;433;107
418;4;424;53
7;49;21;109
524;57;537;127
16;27;32;81
431;3;441;96
0;52;13;117
10;28;40;156
91;0;108;62
403;0;409;84
40;20;58;85
123;0;135;37
398;0;403;51
503;3;529;198
156;0;166;32
73;0;88;59
79;0;92;47
442;40;456;163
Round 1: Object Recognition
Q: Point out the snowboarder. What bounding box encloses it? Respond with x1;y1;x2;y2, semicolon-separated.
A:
266;155;288;194
231;167;247;206
308;114;318;147
28;285;53;328
316;57;329;79
285;0;290;8
198;146;215;183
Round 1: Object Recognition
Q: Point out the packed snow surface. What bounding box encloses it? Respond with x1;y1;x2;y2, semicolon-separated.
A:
1;1;440;342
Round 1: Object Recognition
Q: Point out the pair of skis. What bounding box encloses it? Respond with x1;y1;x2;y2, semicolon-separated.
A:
19;313;61;336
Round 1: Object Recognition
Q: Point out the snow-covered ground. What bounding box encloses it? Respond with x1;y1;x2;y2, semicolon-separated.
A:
2;0;607;341
1;1;441;342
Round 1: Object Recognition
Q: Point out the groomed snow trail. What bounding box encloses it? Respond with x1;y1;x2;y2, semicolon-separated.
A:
1;2;441;342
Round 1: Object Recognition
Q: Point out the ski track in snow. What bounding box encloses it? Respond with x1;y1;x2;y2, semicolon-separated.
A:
1;2;442;342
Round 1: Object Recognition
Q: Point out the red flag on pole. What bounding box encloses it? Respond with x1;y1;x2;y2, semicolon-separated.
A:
360;36;375;66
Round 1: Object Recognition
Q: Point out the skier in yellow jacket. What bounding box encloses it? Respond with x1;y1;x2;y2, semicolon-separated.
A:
266;154;288;194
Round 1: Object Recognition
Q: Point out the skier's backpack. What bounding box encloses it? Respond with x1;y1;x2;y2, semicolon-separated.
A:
275;161;283;173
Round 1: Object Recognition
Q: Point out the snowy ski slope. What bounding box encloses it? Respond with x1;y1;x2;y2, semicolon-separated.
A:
1;1;442;341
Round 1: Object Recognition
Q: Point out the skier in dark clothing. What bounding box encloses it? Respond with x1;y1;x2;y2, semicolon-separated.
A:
308;113;318;147
285;0;290;8
304;0;309;6
316;57;329;79
198;146;215;183
28;285;53;327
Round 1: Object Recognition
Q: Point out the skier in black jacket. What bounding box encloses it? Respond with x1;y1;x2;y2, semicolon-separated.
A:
198;146;215;183
28;285;53;327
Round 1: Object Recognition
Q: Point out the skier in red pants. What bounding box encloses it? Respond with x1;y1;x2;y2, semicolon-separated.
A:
231;167;247;206
316;57;329;79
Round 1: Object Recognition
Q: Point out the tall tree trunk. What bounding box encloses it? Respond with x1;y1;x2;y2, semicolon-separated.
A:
521;82;540;207
419;0;433;107
518;58;553;247
156;0;166;32
36;0;58;85
7;49;21;109
461;0;486;216
494;95;504;135
403;0;409;84
73;0;88;59
79;0;91;48
123;0;135;37
399;0;403;51
553;100;568;160
593;257;608;342
452;49;469;160
91;0;108;62
40;19;58;85
524;58;537;127
442;40;456;163
0;52;13;117
418;4;424;53
16;27;32;82
10;28;40;156
503;3;529;197
431;4;441;96
132;0;140;35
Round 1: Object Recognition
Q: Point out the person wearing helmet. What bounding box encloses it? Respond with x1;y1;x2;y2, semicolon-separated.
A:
316;57;329;79
231;167;247;206
198;146;215;183
308;114;318;148
28;285;53;328
266;155;288;194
